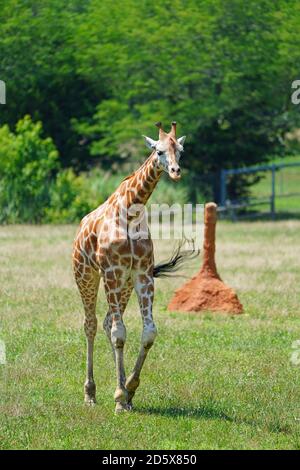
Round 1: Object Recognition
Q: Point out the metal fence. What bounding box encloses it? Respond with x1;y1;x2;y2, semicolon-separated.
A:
219;161;300;219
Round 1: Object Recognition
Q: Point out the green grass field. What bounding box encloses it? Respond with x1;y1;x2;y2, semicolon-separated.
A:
244;155;300;216
1;222;300;450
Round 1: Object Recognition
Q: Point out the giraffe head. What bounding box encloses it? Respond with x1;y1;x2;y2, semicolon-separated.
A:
143;122;186;181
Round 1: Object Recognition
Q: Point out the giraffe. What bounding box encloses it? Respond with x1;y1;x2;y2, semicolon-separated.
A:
72;121;186;412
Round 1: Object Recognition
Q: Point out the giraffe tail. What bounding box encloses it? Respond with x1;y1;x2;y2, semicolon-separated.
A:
153;239;199;278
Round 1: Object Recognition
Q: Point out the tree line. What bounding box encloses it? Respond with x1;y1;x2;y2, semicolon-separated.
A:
0;0;300;222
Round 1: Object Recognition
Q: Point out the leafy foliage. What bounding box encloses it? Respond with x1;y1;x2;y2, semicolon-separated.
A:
1;0;300;218
46;168;189;223
74;0;300;185
0;116;58;223
46;168;124;223
0;116;189;223
0;0;98;169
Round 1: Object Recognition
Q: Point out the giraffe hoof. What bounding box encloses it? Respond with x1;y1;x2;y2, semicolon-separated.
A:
85;396;96;406
115;402;130;413
126;389;136;403
127;401;134;411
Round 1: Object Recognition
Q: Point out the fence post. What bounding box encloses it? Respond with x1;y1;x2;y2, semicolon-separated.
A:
220;169;227;207
0;80;6;105
271;165;276;219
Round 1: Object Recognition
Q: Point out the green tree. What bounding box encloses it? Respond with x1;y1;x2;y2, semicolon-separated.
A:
0;0;98;169
1;0;300;203
74;0;300;199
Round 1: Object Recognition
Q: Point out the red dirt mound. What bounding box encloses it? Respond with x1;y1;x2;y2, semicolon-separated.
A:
168;272;243;314
168;202;243;315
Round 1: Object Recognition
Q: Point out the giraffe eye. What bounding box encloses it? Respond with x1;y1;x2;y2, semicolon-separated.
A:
157;150;163;156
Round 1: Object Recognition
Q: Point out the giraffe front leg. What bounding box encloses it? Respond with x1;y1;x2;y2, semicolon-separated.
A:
84;318;97;405
104;280;130;412
103;277;133;413
103;280;133;365
73;264;100;406
126;324;157;409
110;311;129;413
126;274;157;409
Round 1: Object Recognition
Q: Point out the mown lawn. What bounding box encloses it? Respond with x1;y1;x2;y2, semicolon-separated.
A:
0;222;300;450
247;155;300;215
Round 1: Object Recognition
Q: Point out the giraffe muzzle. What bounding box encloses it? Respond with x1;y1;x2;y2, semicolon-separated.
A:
169;165;181;181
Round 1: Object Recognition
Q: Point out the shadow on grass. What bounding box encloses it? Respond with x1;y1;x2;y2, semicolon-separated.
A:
137;405;293;436
137;405;234;423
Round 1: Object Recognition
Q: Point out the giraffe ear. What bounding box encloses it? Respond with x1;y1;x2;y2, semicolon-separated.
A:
142;135;157;150
177;136;186;146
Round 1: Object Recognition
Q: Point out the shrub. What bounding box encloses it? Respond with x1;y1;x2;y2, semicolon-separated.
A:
46;168;126;223
0;116;59;223
46;168;189;224
47;169;98;223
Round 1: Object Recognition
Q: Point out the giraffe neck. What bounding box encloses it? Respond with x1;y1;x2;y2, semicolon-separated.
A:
119;152;163;208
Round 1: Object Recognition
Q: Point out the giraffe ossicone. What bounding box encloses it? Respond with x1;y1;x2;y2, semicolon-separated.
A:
72;122;186;412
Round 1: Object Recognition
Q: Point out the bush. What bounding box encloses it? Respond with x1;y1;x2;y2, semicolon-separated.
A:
0;116;59;223
45;169;90;223
46;168;189;224
46;168;127;223
47;169;100;223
